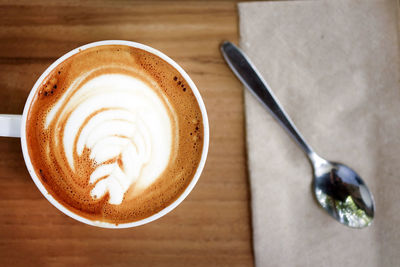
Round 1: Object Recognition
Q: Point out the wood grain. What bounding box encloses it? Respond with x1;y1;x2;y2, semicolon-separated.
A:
0;1;253;266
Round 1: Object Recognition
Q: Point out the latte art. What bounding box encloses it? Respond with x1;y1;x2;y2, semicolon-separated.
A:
46;73;174;204
26;45;204;223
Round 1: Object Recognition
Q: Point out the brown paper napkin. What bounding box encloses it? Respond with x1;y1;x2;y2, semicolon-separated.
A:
239;0;400;266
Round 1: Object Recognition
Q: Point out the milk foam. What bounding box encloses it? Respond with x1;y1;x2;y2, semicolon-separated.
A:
46;73;173;204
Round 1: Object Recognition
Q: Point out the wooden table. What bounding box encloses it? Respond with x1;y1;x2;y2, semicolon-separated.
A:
0;1;253;266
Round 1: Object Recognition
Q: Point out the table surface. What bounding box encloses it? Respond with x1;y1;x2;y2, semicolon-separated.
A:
0;1;253;266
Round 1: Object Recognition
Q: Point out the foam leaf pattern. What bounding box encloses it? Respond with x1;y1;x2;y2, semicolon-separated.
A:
46;72;173;205
87;116;151;204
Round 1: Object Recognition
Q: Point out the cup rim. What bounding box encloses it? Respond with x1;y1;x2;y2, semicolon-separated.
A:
20;40;209;228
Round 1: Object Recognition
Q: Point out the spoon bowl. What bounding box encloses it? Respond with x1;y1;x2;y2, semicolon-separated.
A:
310;153;374;228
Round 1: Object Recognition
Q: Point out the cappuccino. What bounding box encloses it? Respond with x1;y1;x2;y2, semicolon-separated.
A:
26;45;203;223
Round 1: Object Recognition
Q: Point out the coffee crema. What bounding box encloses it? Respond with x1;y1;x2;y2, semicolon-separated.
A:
26;45;203;224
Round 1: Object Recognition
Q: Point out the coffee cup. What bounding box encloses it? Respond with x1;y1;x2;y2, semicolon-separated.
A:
0;40;209;228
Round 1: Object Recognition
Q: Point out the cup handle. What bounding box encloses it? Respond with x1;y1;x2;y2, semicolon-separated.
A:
0;114;22;138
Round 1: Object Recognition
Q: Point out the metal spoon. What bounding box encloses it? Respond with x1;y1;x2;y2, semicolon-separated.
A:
220;41;374;228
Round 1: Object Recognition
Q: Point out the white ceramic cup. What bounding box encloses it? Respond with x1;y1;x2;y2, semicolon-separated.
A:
0;40;209;228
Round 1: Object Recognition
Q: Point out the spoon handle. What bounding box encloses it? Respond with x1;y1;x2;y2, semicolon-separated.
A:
220;41;314;157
